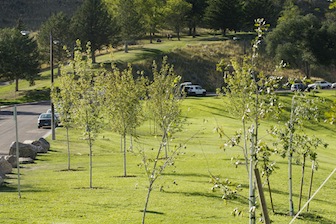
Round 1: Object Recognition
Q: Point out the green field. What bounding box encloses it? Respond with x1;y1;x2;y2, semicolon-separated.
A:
1;33;336;223
1;92;336;223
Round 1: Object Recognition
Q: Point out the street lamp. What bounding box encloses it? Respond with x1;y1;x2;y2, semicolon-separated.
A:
50;32;56;140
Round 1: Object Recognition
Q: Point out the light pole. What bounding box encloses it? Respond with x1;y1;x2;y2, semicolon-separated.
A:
50;32;56;140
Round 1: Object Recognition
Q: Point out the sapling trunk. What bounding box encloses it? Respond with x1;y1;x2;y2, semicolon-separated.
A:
123;132;127;177
264;159;275;213
288;96;295;216
88;129;93;189
298;153;307;210
66;127;70;170
307;160;315;212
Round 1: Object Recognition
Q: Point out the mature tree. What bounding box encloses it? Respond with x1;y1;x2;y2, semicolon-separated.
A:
70;0;119;63
242;0;278;30
265;5;321;77
137;0;165;43
116;0;144;52
203;0;243;35
0;28;39;91
310;21;336;66
163;0;192;40
185;0;207;37
37;12;71;66
95;64;146;177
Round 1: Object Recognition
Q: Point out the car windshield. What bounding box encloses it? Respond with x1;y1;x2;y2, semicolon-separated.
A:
40;113;51;119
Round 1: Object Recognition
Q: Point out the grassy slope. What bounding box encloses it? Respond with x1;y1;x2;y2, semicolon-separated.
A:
1;34;336;223
1;92;336;223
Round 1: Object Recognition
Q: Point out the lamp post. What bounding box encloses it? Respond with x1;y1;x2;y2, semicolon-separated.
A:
50;32;56;140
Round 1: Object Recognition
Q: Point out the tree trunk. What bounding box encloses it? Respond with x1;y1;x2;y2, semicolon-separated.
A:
298;154;307;211
306;160;315;212
66;127;71;170
142;182;153;224
249;126;256;224
192;26;196;38
91;49;96;64
124;41;128;53
15;77;19;92
267;174;275;213
89;131;93;189
149;33;153;44
123;132;127;177
288;96;295;216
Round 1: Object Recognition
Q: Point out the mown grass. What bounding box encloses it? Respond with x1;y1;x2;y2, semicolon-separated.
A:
1;93;336;224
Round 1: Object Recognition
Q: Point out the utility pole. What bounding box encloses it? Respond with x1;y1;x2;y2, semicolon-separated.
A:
50;32;56;140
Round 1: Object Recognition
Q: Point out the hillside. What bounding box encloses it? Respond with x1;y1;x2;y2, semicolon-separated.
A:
0;0;83;30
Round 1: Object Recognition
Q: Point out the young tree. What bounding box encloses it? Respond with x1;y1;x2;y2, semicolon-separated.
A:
70;40;104;188
142;57;184;224
271;91;327;216
147;56;184;158
95;64;146;177
163;0;192;40
216;19;281;223
70;0;119;63
0;28;40;91
51;52;77;171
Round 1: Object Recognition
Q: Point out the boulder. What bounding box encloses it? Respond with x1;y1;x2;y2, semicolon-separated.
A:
0;157;12;174
4;155;17;168
19;157;34;164
9;142;37;160
31;138;50;153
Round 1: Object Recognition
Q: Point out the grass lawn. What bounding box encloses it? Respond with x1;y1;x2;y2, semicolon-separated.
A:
1;92;336;224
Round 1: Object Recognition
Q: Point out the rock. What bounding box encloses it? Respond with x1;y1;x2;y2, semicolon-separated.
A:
0;176;4;186
4;155;17;168
9;142;37;160
19;157;34;164
31;138;50;153
0;157;12;174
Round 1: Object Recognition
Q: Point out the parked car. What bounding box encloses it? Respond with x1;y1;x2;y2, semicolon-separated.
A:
307;81;332;90
179;81;192;92
46;108;61;125
332;83;336;89
38;113;59;129
183;85;207;96
290;83;306;91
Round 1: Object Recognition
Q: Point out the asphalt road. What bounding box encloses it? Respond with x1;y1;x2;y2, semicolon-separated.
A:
0;101;52;155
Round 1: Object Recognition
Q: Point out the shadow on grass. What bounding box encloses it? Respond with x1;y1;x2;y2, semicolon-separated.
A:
139;210;164;215
0;183;47;193
58;167;86;172
274;211;335;224
134;48;164;61
21;88;50;102
161;172;209;179
113;175;137;178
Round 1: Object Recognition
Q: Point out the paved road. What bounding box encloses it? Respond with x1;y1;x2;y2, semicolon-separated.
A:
0;101;52;155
